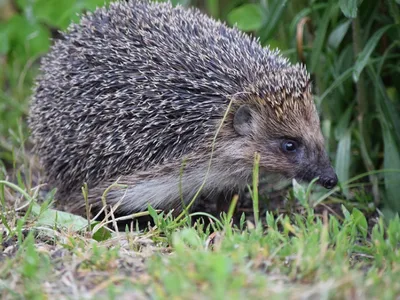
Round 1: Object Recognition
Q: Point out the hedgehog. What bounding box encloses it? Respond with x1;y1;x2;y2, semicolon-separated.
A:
29;0;338;217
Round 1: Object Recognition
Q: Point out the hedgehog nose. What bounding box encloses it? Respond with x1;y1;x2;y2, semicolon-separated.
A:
321;174;338;189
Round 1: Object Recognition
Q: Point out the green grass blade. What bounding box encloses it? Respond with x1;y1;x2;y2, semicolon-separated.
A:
368;66;400;149
382;130;400;211
227;3;263;32
259;0;289;43
335;129;352;196
328;19;352;49
353;24;394;82
310;0;337;73
339;0;359;18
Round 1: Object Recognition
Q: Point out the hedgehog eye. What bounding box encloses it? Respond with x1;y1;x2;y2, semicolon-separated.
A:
282;140;298;153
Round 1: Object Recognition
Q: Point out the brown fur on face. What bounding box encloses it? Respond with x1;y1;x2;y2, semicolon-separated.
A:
229;89;337;189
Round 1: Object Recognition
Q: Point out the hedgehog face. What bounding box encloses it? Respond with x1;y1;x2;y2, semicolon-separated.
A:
232;101;338;189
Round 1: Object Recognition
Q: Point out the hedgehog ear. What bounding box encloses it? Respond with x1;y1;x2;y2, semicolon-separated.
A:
233;105;253;136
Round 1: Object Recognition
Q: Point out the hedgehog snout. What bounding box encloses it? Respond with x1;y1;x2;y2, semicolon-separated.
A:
296;157;338;189
318;168;338;189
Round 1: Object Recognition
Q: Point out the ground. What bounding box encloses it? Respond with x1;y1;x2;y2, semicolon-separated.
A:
1;165;400;299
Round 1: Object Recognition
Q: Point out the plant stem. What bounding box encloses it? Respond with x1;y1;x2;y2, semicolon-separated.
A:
252;152;260;226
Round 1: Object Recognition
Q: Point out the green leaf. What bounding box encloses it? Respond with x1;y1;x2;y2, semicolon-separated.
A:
334;105;354;140
366;66;400;212
292;179;307;207
148;205;159;223
0;25;10;54
7;15;50;60
82;0;112;10
227;4;263;32
259;0;289;42
172;228;202;251
17;0;110;30
353;25;394;82
170;0;191;7
328;20;351;49
382;130;400;212
341;205;351;220
335;129;351;193
91;223;112;241
32;0;79;29
289;3;328;38
311;0;337;73
205;0;219;18
317;67;353;104
352;208;368;238
369;66;400;153
387;216;400;247
339;0;359;18
32;203;88;230
32;203;111;240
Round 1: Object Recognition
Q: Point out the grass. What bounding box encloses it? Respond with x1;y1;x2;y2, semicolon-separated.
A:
1;187;400;298
1;154;400;298
1;0;400;298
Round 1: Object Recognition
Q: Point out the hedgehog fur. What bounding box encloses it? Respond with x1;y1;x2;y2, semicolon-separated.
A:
29;0;337;216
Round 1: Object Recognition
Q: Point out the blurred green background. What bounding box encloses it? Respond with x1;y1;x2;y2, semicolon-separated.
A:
0;0;399;214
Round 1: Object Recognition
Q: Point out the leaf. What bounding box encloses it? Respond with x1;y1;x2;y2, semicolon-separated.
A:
341;205;351;220
328;20;352;49
369;66;400;155
227;4;263;32
334;105;354;140
82;0;112;10
6;15;50;60
317;67;353;104
32;203;88;230
368;66;400;212
0;22;11;54
170;0;191;7
32;0;79;29
91;223;112;241
335;129;351;194
148;205;159;223
353;25;394;82
352;208;368;238
382;129;400;212
205;0;219;18
32;202;112;240
387;216;400;247
18;0;111;30
259;0;289;42
292;179;307;207
172;228;202;251
339;0;359;18
311;0;337;73
289;3;328;38
368;66;400;213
